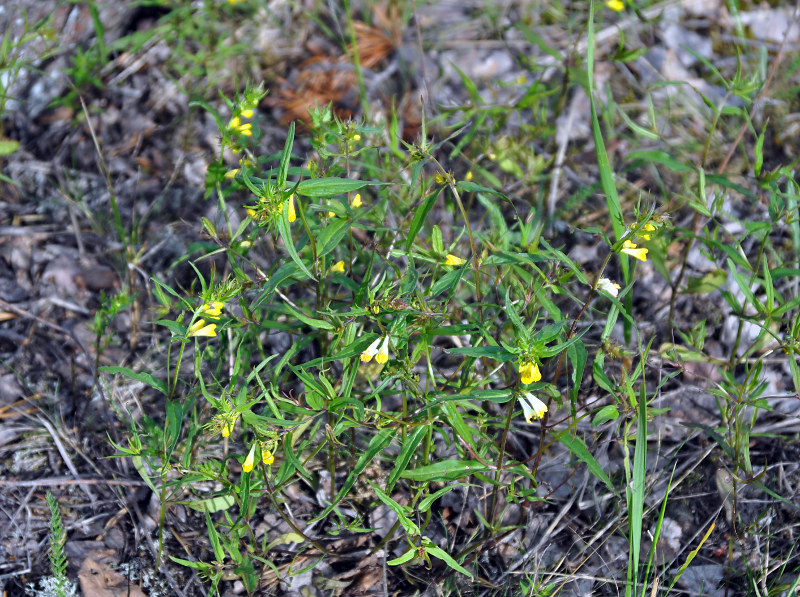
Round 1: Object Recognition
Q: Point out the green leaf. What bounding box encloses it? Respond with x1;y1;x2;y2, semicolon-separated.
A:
99;366;167;395
387;426;428;492
446;346;514;360
557;432;614;492
276;199;315;281
406;188;441;252
312;429;395;521
592;404;619;427
177;495;236;513
369;482;420;536
401;460;489;482
0;139;20;156
294;177;383;197
424;540;473;579
283;304;334;330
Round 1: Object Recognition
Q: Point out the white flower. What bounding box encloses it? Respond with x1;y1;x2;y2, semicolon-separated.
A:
520;393;548;423
597;277;621;298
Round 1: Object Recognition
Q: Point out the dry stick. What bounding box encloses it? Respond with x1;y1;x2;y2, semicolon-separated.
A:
0;477;145;487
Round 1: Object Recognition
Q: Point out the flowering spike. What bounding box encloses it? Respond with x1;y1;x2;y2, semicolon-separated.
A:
620;240;648;262
520;393;548;423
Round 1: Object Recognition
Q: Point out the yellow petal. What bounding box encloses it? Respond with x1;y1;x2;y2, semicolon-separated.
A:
606;0;624;10
375;336;390;365
242;445;255;473
351;193;362;208
330;260;345;273
287;195;296;223
188;319;217;337
621;240;648;262
262;449;274;466
445;254;466;266
519;361;541;385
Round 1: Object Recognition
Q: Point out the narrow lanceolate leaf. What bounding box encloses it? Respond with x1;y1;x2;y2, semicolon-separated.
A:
295;177;384;197
557;432;614;492
401;460;489;482
311;429;395;521
99;366;167;395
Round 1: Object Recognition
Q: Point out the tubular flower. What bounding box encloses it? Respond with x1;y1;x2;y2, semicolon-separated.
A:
445;254;467;266
261;444;274;466
201;301;225;317
330;260;345;274
639;222;656;240
351;193;362;208
227;116;252;136
620;240;648;262
519;360;541;385
221;415;237;438
360;337;383;363
287;194;296;223
520;393;548;423
242;444;256;473
240;108;254;119
606;0;624;10
375;336;390;365
188;319;217;337
224;168;239;179
597;278;621;298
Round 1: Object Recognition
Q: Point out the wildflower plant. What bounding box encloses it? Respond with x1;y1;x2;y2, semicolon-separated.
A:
102;9;790;587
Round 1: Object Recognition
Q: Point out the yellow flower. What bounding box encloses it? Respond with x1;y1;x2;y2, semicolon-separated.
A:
597;277;621;298
360;337;382;363
351;193;362;208
620;240;648;262
261;447;274;466
519;360;541;385
224;168;239;179
639;222;656;241
351;133;361;142
246;208;256;217
520;393;548;423
465;170;473;182
435;172;447;184
240;108;254;119
188;319;217;337
330;260;345;274
200;301;225;317
287;194;296;223
221;415;237;438
242;444;256;473
606;0;624;10
227;116;252;136
375;336;390;364
445;254;466;266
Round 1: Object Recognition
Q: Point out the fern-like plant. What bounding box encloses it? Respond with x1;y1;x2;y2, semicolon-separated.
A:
45;492;72;597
